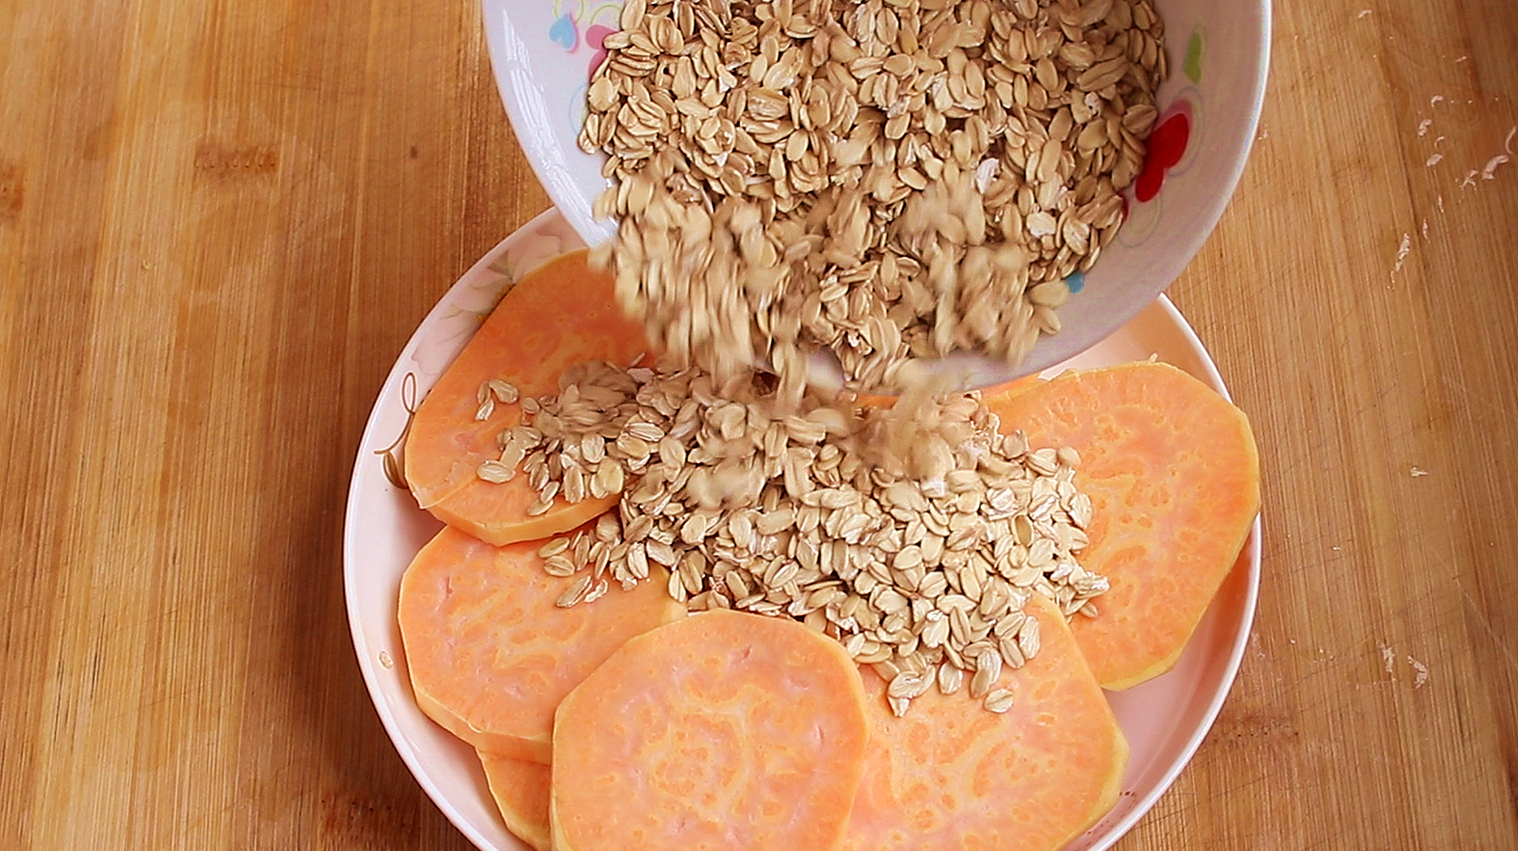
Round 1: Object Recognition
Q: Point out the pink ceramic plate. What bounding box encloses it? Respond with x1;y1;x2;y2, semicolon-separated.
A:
343;209;1262;851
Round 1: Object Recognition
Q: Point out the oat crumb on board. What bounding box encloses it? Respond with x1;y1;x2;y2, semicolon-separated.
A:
1392;234;1411;274
1408;655;1430;688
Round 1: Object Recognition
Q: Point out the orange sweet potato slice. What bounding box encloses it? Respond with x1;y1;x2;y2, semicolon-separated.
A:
851;372;1041;410
479;752;552;851
404;250;648;545
983;360;1260;689
551;609;871;851
843;594;1128;851
397;524;685;762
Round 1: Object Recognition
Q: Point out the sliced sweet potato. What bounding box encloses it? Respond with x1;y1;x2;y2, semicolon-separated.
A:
397;525;684;762
404;250;648;545
551;609;870;851
479;752;552;851
983;361;1260;689
850;373;1041;410
843;595;1128;851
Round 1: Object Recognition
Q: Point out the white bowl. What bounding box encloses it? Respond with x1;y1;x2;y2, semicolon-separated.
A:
481;0;1270;379
345;209;1261;851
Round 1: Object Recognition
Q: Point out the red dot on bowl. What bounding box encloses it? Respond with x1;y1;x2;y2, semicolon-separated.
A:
1134;112;1191;203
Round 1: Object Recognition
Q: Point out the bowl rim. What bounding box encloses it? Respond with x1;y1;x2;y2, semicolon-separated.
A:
1012;0;1273;378
480;0;1273;386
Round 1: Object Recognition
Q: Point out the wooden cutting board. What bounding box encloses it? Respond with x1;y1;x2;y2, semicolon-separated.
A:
1;0;1515;849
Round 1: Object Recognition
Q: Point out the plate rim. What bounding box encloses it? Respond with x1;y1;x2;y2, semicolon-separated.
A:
343;208;1262;851
343;208;571;851
1071;298;1262;851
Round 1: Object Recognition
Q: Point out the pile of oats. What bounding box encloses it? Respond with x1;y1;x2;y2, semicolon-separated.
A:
582;0;1166;393
478;362;1108;715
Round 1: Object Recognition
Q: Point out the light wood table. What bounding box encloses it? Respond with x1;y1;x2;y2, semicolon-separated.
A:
3;1;1516;848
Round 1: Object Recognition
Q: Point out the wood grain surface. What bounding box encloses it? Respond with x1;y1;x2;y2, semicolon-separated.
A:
2;1;1515;849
